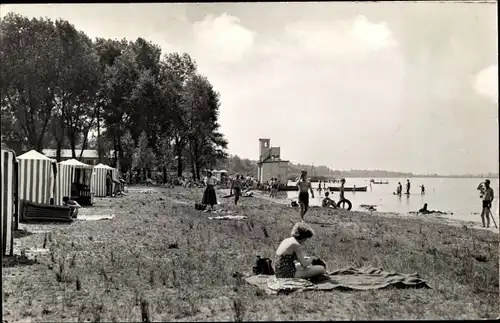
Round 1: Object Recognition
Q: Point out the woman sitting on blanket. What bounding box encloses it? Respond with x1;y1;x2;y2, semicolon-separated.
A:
275;222;326;279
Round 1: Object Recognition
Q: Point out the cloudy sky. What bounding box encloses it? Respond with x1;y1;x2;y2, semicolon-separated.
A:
1;2;498;175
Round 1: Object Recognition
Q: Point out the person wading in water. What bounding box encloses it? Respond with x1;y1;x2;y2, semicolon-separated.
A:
296;171;314;221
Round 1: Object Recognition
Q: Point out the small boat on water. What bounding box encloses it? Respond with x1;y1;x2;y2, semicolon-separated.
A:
370;179;389;184
329;186;367;192
279;185;299;192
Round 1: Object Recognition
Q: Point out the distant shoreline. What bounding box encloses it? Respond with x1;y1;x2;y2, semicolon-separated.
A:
287;175;499;180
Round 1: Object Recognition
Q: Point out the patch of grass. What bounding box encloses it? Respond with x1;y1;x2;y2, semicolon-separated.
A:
3;187;498;321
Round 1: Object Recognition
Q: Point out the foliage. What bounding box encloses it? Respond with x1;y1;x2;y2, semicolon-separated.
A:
0;13;228;176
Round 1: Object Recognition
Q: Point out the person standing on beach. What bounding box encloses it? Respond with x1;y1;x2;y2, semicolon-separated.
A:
480;179;494;228
202;171;218;212
406;179;411;195
296;171;315;221
420;185;425;195
339;178;346;200
231;174;242;206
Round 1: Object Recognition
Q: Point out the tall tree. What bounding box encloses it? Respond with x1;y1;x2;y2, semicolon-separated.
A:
161;53;197;177
0;14;61;152
54;19;101;159
132;131;156;181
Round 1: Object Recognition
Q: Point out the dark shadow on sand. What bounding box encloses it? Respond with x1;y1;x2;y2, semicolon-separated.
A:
2;255;39;268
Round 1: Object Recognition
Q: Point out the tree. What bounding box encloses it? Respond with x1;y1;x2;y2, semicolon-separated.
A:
54;19;101;159
132;131;155;181
161;53;198;177
0;14;61;152
182;74;228;180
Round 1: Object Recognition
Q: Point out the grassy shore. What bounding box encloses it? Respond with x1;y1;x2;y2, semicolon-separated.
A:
2;186;499;321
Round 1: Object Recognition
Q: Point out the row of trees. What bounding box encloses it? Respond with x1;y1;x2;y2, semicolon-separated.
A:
1;13;228;181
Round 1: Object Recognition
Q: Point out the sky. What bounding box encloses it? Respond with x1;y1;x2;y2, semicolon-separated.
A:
1;2;498;175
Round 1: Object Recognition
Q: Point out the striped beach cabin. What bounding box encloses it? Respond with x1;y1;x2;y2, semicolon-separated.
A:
91;163;119;197
2;149;17;256
54;159;94;206
17;150;57;216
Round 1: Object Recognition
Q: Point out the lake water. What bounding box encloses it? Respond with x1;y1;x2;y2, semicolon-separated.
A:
286;178;499;224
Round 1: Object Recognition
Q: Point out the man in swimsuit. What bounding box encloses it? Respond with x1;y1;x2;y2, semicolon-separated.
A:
480;179;494;228
406;179;411;195
339;178;346;200
296;171;314;220
397;182;402;195
230;174;242;206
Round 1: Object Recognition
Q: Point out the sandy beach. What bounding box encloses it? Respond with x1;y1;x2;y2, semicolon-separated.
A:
2;185;498;321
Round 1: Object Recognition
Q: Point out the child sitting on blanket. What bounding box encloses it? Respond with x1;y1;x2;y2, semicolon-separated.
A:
275;222;326;279
63;196;81;218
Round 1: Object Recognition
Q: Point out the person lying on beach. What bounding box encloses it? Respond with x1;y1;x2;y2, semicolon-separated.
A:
275;222;326;279
321;192;338;208
418;203;448;215
63;196;81;218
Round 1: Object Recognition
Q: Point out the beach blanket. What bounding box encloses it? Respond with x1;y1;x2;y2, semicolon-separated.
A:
77;214;115;221
208;215;248;221
244;266;430;295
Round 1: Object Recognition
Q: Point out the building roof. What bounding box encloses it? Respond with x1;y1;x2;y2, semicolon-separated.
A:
42;149;99;158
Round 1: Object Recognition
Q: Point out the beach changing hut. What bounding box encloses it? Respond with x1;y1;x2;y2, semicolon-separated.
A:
2;149;17;256
91;163;119;197
54;159;94;206
17;150;57;215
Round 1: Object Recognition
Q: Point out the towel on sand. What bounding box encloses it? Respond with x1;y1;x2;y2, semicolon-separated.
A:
208;215;248;220
244;266;430;294
77;214;115;221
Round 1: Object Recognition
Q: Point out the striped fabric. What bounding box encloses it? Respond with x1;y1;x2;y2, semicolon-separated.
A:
18;158;55;204
54;164;74;206
1;149;16;256
17;150;56;216
91;164;118;197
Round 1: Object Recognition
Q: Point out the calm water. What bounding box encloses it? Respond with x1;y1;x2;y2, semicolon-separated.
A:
286;178;499;224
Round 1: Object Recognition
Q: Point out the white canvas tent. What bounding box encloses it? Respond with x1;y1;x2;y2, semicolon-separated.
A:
17;150;56;213
91;163;119;197
54;159;93;206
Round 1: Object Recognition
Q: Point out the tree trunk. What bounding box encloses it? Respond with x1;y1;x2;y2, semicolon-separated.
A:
163;166;168;184
176;138;183;177
97;105;102;163
56;141;62;163
195;160;201;182
70;134;77;159
112;130;119;168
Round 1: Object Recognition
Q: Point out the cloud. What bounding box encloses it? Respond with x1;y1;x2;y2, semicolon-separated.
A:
192;13;256;64
278;15;397;59
473;64;498;103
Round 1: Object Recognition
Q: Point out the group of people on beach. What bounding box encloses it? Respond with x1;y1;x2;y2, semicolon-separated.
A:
268;177;280;198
